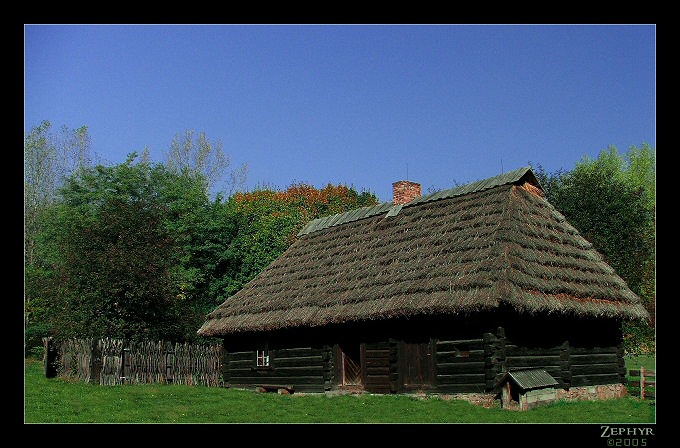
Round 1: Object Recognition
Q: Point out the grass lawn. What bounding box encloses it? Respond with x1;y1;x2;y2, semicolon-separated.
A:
23;356;656;425
624;354;656;372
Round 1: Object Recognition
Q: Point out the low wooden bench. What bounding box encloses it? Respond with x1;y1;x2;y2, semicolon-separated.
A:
256;384;294;394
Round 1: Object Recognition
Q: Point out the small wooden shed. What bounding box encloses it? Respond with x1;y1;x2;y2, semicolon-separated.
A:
496;368;559;410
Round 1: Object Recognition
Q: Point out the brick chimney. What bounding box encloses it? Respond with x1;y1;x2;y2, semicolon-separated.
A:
392;180;422;205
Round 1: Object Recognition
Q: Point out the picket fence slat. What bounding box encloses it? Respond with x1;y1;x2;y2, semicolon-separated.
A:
44;337;223;388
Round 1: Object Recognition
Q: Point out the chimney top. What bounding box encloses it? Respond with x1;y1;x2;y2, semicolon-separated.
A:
392;180;422;205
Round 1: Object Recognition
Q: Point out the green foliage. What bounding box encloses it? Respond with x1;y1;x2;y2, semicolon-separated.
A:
176;196;240;316
25;124;379;345
24;121;93;350
37;155;190;340
221;183;379;296
531;143;656;354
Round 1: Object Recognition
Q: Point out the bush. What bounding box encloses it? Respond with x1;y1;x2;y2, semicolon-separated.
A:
25;322;51;358
26;345;44;360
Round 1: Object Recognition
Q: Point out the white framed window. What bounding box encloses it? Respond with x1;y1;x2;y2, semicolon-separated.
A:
256;343;270;367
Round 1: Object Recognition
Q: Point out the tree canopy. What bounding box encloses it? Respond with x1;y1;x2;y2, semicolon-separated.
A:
532;143;656;354
24;125;380;345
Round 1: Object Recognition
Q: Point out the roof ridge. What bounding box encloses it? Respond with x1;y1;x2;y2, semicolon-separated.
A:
297;166;536;237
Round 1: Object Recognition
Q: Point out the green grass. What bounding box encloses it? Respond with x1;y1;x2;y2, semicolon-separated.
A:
24;357;656;424
624;354;656;373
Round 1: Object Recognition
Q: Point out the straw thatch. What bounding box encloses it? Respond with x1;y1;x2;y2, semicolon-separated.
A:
198;167;648;337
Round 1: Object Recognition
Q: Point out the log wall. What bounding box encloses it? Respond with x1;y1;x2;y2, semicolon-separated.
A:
225;345;330;393
363;341;393;394
219;312;627;395
435;338;487;393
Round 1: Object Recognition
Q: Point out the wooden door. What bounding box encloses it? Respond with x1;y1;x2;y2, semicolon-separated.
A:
402;340;434;389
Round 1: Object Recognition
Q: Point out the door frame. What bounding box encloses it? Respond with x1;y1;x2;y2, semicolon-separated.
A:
399;338;435;391
336;342;365;387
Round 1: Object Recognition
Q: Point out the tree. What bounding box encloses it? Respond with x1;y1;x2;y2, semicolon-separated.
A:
25;124;383;346
24;120;91;266
532;143;655;354
34;154;204;341
164;130;248;198
221;183;380;297
24;121;92;349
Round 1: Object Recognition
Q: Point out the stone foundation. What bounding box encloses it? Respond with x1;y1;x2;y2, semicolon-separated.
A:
318;384;627;410
433;393;498;408
556;384;627;402
442;384;627;411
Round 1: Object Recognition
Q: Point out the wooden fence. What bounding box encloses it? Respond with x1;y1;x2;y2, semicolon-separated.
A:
628;367;656;400
43;337;224;387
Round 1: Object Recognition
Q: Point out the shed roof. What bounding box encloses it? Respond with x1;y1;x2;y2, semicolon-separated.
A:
198;167;649;337
496;369;560;391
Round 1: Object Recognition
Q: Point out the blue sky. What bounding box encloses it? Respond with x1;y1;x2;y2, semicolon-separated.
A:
24;24;656;203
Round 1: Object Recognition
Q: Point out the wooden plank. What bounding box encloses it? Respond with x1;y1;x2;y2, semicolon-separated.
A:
436;373;487;385
505;346;562;356
436;350;485;363
570;373;621;386
229;365;324;378
436;383;487;394
569;346;619;355
269;366;325;377
365;358;390;367
506;355;561;368
365;385;391;394
436;361;486;375
365;366;391;376
364;349;390;358
227;351;253;362
273;356;324;368
437;340;485;352
276;348;324;358
365;378;390;388
570;353;618;364
365;341;391;350
571;363;619;376
273;366;325;376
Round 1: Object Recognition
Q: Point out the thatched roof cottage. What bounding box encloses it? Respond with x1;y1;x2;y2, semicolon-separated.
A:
198;166;648;404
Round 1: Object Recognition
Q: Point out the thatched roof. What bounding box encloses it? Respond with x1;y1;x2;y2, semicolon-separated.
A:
198;167;649;337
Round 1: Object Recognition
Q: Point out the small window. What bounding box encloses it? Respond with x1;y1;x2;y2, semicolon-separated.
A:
256;342;270;367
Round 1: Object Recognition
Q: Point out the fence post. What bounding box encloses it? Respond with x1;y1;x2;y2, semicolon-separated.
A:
121;342;128;384
165;341;174;384
42;337;59;378
640;366;646;400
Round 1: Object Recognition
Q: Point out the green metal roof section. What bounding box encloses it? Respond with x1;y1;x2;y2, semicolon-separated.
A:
408;166;538;206
297;166;538;237
297;202;394;236
498;368;559;391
